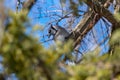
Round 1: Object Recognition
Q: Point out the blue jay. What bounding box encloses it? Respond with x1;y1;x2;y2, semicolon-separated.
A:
48;25;69;42
48;25;83;65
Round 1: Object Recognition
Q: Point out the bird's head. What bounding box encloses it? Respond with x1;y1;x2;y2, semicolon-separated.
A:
48;25;57;38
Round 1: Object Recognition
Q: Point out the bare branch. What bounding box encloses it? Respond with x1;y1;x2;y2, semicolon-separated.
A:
41;39;53;43
22;0;37;11
86;0;120;33
67;0;116;50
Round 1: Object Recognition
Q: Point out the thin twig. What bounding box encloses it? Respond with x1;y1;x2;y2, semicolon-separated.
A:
41;39;53;43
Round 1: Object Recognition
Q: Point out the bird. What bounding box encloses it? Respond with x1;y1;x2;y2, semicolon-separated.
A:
48;25;69;43
48;25;82;65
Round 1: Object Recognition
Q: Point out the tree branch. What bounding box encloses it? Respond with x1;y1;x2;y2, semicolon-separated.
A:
86;0;120;33
22;0;37;11
68;0;119;50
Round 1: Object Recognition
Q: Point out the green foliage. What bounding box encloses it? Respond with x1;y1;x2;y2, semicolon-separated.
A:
0;11;73;80
0;10;120;80
114;13;120;21
110;29;120;45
